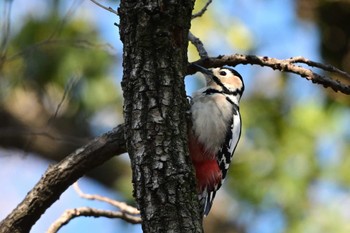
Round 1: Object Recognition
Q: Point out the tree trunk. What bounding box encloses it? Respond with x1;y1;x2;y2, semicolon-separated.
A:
119;1;203;232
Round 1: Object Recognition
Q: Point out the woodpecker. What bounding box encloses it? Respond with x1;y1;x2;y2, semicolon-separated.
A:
189;64;244;216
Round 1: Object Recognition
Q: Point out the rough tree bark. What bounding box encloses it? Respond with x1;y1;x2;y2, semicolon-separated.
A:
119;0;203;232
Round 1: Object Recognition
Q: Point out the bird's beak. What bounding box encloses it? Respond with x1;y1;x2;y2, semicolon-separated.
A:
193;64;213;76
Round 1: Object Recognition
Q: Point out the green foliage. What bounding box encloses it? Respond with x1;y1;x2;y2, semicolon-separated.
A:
1;6;119;116
227;94;350;231
191;1;350;232
0;1;127;192
2;0;350;232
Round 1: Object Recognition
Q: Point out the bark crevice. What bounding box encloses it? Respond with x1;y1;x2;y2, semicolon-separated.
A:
119;0;203;232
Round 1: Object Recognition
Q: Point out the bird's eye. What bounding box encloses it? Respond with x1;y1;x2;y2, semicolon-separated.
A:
219;71;227;76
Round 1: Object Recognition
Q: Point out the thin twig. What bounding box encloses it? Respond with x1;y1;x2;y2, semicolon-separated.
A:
286;56;350;80
47;207;141;233
89;0;118;16
46;77;79;127
192;0;213;19
188;32;208;59
73;182;140;215
188;54;350;95
49;181;141;233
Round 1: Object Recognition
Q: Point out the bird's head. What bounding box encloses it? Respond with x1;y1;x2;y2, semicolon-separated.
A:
193;64;245;97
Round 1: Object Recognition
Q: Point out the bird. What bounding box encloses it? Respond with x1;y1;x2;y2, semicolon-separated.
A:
188;64;244;216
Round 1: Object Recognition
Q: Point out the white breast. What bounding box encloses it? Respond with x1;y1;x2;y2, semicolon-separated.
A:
191;88;240;154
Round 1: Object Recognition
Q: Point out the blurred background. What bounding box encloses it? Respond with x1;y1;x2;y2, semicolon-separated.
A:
1;0;350;232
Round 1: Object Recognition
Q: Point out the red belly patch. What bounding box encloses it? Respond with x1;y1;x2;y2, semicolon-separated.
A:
188;133;222;192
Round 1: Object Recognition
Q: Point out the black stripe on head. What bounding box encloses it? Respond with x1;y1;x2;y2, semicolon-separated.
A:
210;75;232;95
221;66;245;95
194;64;244;96
193;64;233;95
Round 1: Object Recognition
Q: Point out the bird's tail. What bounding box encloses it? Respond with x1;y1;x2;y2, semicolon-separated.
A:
198;189;217;216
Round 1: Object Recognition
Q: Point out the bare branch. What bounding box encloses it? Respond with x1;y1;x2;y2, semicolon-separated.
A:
0;124;126;233
89;0;118;16
73;182;140;215
286;56;350;80
51;181;141;233
188;32;208;59
47;77;78;127
192;0;213;19
189;54;350;95
47;207;141;233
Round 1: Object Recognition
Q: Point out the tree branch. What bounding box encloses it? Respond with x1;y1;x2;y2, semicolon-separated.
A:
188;31;208;59
189;54;350;95
192;0;213;19
47;182;141;233
89;0;118;16
0;124;126;233
47;207;141;233
73;182;140;215
286;56;350;80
